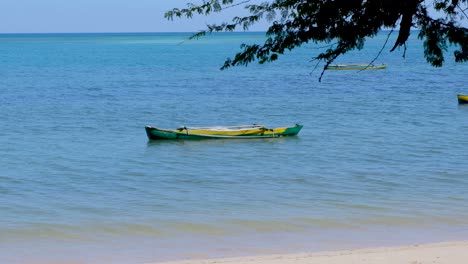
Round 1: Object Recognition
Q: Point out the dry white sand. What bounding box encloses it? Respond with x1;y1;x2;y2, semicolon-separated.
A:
151;241;468;264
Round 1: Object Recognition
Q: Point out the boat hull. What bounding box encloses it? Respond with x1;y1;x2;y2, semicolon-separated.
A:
145;124;303;140
457;94;468;104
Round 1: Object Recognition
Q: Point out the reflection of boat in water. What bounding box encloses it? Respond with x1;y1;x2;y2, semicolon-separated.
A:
457;94;468;104
145;124;303;140
326;63;387;70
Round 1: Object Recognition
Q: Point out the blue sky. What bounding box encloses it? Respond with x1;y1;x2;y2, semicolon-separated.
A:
0;0;466;33
0;0;268;33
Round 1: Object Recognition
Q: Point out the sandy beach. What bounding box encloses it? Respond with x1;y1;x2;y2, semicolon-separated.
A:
152;241;468;264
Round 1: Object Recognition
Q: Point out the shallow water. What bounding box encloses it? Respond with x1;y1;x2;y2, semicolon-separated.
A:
1;32;468;263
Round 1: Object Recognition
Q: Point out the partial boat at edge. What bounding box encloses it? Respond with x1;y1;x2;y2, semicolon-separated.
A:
457;94;468;104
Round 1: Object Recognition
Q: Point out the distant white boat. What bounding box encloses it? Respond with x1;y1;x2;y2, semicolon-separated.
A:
326;63;387;70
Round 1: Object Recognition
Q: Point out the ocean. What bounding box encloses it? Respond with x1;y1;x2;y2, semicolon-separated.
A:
1;32;468;264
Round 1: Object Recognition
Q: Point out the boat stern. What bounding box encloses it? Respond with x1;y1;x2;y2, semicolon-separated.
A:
145;126;180;140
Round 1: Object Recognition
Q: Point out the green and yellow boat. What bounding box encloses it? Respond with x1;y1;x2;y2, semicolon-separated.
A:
145;124;303;140
457;94;468;104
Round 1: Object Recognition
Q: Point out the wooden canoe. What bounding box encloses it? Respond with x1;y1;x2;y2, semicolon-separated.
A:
145;124;303;140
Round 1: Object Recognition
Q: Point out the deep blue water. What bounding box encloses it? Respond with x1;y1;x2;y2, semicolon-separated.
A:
1;32;468;263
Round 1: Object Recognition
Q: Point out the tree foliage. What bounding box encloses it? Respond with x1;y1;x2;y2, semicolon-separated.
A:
166;0;468;79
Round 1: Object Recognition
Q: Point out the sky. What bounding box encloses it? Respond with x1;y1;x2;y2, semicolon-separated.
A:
0;0;466;33
0;0;269;33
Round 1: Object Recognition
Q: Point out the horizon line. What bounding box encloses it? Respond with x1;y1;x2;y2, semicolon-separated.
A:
0;29;403;35
0;31;266;35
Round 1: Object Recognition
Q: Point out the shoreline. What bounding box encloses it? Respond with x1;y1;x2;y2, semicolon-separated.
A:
151;241;468;264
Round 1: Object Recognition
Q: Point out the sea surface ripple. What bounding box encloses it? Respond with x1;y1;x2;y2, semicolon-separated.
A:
1;32;468;263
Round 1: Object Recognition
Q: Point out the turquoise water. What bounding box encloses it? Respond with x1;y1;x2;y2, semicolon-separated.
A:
1;32;468;263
